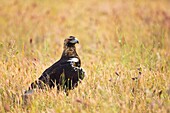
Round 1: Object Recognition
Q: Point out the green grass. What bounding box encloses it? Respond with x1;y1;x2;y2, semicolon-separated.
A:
0;0;170;112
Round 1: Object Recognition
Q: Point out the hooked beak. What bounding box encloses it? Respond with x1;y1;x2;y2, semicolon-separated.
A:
70;38;79;44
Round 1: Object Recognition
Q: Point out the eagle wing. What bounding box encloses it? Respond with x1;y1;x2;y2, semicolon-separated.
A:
29;57;85;90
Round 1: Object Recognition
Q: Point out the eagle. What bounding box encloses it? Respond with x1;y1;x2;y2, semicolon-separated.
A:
26;36;85;93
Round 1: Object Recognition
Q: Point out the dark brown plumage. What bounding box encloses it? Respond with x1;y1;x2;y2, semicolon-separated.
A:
26;36;85;92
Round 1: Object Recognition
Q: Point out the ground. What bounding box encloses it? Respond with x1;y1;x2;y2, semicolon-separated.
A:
0;0;170;113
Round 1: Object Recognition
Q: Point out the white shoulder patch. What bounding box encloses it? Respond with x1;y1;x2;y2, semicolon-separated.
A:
68;58;79;63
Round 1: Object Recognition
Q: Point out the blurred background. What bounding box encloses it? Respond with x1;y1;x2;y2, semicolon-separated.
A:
0;0;170;66
0;0;170;112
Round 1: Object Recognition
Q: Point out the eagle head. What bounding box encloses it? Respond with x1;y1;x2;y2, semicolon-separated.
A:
64;36;79;47
62;36;79;58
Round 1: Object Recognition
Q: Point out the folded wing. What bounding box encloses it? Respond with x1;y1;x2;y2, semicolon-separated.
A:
29;57;85;90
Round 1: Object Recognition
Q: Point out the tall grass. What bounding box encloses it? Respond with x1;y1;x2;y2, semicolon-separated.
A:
0;0;170;112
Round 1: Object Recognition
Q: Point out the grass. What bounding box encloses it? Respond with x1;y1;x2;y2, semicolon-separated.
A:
0;0;170;112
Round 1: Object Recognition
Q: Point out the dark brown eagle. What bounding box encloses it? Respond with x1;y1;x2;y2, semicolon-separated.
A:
25;36;85;93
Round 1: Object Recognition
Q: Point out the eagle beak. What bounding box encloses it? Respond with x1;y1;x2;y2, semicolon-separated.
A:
70;38;79;44
77;39;79;44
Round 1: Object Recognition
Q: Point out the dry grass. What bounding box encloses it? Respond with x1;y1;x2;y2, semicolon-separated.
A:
0;0;170;113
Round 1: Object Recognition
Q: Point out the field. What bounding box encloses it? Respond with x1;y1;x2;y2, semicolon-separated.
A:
0;0;170;113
